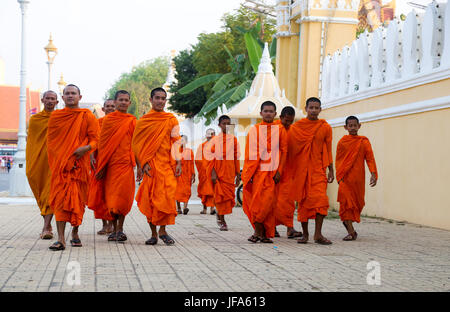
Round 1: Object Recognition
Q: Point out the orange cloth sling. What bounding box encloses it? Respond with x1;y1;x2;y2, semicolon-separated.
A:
132;110;181;226
175;147;194;203
47;108;99;226
26;110;53;216
273;120;296;228
195;141;215;207
336;135;378;223
88;111;136;218
205;133;240;216
242;122;287;238
288;118;332;222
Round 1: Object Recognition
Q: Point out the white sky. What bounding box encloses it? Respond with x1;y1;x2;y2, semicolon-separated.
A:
0;0;245;103
0;0;435;103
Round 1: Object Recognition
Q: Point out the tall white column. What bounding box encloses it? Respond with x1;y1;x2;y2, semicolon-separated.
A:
9;0;32;196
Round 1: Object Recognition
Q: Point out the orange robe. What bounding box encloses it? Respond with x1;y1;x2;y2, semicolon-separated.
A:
88;111;136;218
195;141;215;207
205;133;240;216
273;120;296;228
175;147;194;203
26;110;53;216
336;135;378;223
242;121;287;238
47;108;99;226
288;118;333;222
132;110;181;226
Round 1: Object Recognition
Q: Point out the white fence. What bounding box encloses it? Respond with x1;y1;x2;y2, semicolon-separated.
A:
321;1;450;107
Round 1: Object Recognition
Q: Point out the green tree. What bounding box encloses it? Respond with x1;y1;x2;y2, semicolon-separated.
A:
105;56;169;117
168;50;207;118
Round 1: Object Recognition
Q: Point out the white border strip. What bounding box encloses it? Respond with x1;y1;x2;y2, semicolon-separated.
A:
296;16;359;25
326;95;450;127
323;67;450;109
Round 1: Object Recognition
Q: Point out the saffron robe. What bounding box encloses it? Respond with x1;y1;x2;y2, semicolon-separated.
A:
242;122;287;238
288;118;333;222
336;135;378;223
273;120;296;228
88;111;136;218
175;147;194;203
47;108;99;226
205;133;240;216
132;110;181;226
195;141;215;207
26;110;53;216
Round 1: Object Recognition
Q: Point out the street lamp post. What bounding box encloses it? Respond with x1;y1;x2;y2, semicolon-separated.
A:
44;34;57;91
9;0;32;196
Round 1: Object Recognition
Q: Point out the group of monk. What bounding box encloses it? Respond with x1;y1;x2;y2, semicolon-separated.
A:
25;83;378;251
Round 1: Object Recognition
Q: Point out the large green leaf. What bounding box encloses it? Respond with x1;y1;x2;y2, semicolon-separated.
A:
228;80;252;104
244;32;263;73
179;73;223;94
212;73;236;92
198;87;238;116
270;37;277;58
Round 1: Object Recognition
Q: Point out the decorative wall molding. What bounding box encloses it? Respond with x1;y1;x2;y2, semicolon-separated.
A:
326;95;450;127
296;16;359;24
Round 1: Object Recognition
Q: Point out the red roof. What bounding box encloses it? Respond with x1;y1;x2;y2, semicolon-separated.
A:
0;85;41;143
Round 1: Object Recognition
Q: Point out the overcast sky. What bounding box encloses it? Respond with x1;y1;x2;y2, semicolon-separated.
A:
0;0;432;103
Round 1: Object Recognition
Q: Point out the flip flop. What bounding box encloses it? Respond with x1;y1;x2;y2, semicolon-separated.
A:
159;234;175;246
117;231;127;242
297;236;309;244
287;231;303;239
108;232;117;242
248;235;260;243
343;231;358;241
97;229;107;235
274;231;280;238
315;237;332;245
145;237;158;245
49;241;65;251
70;238;83;247
200;209;207;215
219;223;228;231
210;209;216;215
260;238;274;244
183;208;189;215
41;232;53;240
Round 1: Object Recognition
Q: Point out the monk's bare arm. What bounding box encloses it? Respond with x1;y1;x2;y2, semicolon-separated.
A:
326;126;335;183
364;140;378;187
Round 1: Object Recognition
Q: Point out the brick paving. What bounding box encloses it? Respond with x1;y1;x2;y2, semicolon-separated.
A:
0;196;449;292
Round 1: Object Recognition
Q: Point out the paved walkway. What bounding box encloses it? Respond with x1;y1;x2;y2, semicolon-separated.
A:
0;199;449;292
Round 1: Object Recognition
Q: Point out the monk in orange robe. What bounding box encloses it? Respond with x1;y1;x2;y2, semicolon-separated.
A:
205;115;240;231
132;87;182;246
26;90;58;240
273;106;302;239
242;102;287;243
175;135;195;215
47;84;99;251
89;99;115;235
195;129;216;215
89;90;138;243
288;97;334;245
336;116;378;241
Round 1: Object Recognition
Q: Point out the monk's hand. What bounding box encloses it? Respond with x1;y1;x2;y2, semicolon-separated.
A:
235;174;241;187
90;153;96;171
73;145;91;160
136;168;143;182
143;163;152;177
370;173;377;187
327;168;335;183
191;174;195;185
95;167;106;180
175;162;182;177
273;171;281;184
211;168;218;185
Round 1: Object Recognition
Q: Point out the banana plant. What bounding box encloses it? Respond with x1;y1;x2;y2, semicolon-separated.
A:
179;23;277;125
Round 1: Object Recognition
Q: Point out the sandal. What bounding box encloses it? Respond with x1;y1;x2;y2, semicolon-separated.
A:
183;208;189;215
159;234;175;246
145;237;158;245
315;237;332;245
210;208;216;215
287;230;303;239
177;209;182;214
248;235;260;243
200;209;207;215
297;236;309;244
219;223;228;231
41;231;53;240
343;231;358;241
117;231;127;242
274;230;280;238
70;238;82;247
97;229;107;235
108;232;117;242
49;241;65;251
260;238;274;244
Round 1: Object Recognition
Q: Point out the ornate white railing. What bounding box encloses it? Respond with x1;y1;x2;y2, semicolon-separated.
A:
321;0;450;108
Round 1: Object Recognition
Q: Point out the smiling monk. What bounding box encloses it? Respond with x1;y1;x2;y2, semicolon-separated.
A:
47;84;99;251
